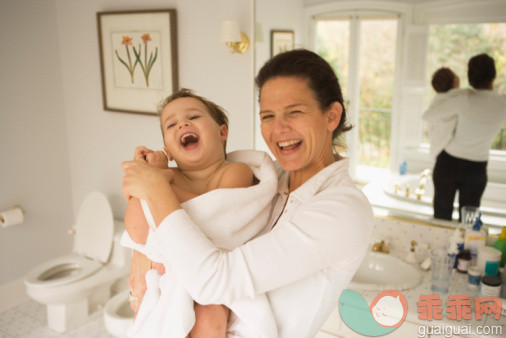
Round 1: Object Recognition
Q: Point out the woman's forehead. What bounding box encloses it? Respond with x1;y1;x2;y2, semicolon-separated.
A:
260;77;316;107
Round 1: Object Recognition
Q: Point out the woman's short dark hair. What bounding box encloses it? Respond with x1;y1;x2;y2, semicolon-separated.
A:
468;53;496;89
255;49;352;146
431;67;456;93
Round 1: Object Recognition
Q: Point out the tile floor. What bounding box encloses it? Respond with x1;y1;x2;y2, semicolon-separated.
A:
0;300;113;337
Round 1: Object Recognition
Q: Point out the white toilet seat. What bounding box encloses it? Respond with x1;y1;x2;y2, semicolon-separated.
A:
105;289;134;320
104;289;134;337
25;252;102;288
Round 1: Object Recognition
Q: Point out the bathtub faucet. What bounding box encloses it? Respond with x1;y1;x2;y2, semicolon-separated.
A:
372;240;389;254
415;169;432;200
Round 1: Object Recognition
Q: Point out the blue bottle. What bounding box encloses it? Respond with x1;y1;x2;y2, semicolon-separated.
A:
399;161;407;175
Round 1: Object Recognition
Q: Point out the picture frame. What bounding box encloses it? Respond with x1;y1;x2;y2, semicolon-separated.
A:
271;30;294;57
97;9;178;115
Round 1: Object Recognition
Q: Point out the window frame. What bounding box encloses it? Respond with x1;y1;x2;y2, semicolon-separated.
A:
305;0;506;184
306;1;411;182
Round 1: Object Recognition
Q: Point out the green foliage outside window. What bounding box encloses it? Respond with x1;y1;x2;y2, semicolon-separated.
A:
317;19;396;169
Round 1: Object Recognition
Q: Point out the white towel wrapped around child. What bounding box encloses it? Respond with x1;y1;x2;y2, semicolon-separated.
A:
121;150;279;338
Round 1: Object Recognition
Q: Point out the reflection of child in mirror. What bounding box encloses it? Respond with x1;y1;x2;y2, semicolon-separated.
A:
423;67;460;160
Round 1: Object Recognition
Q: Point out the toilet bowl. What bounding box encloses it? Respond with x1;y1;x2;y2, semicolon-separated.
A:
24;191;130;333
104;289;134;337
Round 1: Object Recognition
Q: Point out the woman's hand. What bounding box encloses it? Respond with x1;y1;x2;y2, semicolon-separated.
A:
129;251;151;317
121;160;174;201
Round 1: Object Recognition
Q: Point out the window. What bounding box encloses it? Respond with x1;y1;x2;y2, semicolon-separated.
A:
423;23;506;151
316;14;398;180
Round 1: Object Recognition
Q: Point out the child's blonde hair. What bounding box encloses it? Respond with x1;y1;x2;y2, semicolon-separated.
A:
158;88;229;153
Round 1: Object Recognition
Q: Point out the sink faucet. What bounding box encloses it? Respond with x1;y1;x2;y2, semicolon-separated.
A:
372;240;389;254
415;169;432;200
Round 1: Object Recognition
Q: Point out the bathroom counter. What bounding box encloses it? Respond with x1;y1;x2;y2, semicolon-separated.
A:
320;264;506;337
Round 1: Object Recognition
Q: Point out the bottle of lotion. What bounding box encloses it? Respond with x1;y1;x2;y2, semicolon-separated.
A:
492;227;506;267
464;213;486;263
448;228;464;268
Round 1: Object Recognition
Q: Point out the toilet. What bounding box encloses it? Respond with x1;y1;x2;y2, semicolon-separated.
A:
24;191;130;333
104;289;134;337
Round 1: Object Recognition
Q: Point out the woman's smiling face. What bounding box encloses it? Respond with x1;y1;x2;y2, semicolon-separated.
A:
259;76;341;174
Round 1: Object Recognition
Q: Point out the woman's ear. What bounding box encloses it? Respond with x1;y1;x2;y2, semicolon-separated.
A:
220;125;229;141
163;147;174;161
326;102;343;133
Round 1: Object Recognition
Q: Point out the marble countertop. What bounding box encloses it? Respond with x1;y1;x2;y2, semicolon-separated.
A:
356;267;506;337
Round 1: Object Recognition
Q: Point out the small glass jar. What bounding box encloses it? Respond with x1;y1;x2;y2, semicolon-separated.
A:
480;275;501;297
457;249;471;273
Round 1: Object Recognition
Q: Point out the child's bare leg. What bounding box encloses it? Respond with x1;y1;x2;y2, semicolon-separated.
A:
124;197;149;244
189;303;230;338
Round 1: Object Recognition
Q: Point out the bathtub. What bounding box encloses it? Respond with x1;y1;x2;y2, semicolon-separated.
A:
363;172;506;229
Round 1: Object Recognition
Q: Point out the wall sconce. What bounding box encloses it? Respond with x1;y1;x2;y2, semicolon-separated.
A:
219;20;250;54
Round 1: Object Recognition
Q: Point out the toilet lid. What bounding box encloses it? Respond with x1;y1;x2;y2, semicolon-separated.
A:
73;191;114;263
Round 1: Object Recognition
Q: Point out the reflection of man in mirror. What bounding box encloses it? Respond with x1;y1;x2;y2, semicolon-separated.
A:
423;53;506;221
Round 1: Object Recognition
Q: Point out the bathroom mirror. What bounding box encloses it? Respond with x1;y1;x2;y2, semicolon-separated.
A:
253;0;506;233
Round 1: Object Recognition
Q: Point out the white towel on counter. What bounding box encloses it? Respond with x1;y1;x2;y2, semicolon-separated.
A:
121;150;279;338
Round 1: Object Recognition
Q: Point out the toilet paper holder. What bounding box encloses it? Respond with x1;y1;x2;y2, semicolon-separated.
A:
0;205;25;227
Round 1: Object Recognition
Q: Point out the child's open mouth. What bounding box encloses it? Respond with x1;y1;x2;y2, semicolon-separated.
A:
180;133;200;150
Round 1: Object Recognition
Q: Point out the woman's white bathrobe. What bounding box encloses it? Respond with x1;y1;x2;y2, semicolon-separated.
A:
121;150;278;338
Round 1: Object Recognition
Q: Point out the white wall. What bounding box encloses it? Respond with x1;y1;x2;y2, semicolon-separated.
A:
56;0;255;219
0;0;255;286
0;0;73;285
254;0;305;151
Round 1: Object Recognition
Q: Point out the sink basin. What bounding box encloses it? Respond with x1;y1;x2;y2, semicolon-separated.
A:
349;252;423;291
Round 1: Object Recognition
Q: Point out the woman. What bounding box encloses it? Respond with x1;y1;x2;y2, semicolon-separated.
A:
122;49;374;337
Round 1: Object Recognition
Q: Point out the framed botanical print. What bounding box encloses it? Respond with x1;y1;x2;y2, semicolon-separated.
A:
271;30;294;57
97;9;178;115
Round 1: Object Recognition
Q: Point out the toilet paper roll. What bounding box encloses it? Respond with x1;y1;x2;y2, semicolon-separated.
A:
0;207;24;228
